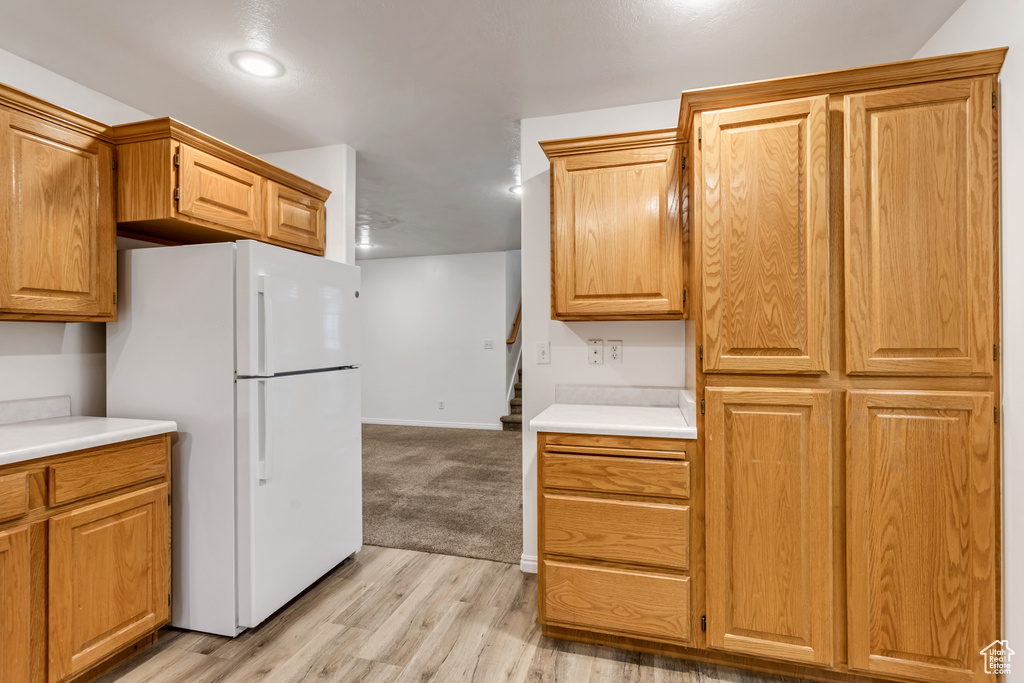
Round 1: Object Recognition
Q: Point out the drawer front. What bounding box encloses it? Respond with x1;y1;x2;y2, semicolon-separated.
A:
543;453;689;498
544;433;687;460
542;559;690;643
178;143;263;236
0;472;29;523
543;494;689;570
48;436;167;506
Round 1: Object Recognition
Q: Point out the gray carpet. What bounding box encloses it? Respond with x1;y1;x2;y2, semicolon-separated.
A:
362;424;523;565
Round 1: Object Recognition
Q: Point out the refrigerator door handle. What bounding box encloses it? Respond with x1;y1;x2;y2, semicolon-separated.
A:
258;378;272;483
258;275;274;377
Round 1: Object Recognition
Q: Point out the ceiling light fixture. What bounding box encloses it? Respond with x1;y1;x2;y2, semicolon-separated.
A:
230;51;285;78
509;184;522;195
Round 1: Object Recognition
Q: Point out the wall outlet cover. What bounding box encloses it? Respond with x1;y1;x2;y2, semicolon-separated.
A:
588;339;604;365
607;340;622;364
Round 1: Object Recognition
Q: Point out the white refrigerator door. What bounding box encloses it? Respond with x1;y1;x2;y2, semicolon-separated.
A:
236;368;362;629
236;240;361;376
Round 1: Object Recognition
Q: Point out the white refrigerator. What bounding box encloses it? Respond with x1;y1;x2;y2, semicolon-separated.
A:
107;240;362;637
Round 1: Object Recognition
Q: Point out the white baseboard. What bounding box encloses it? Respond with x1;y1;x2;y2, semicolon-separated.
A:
520;554;538;574
362;418;502;431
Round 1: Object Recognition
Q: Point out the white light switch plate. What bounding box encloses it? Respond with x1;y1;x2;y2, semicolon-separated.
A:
588;339;604;365
484;340;494;349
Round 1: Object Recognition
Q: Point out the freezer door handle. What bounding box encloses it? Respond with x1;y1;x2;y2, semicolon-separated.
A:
258;275;274;377
258;378;272;483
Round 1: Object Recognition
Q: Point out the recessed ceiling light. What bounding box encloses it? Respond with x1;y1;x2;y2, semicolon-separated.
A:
231;51;285;78
509;185;522;195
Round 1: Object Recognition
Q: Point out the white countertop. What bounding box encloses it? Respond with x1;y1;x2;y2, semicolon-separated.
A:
0;416;178;467
530;386;697;439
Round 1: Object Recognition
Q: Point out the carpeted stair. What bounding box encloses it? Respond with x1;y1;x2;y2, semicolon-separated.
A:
500;368;522;432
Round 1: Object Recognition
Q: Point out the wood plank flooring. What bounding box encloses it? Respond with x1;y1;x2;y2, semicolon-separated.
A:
97;546;784;682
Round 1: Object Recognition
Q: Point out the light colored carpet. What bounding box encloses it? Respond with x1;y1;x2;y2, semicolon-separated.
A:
362;423;523;565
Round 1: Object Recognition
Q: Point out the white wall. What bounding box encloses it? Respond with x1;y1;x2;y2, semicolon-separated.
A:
358;251;518;429
519;99;687;571
0;48;153;416
505;250;523;399
258;145;357;265
914;3;1022;674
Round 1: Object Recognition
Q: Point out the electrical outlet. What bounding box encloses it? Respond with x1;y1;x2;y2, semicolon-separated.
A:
484;340;494;349
607;340;622;364
439;400;445;410
536;342;550;364
588;339;604;365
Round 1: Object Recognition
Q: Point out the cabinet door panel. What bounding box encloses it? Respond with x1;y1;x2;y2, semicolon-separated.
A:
48;484;170;683
847;391;996;683
845;78;994;376
701;96;829;373
0;109;115;318
266;181;325;254
0;526;30;683
552;144;683;319
178;144;263;236
706;387;833;665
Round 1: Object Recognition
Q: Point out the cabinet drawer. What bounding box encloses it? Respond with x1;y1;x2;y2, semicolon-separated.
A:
0;472;29;523
48;436;167;506
542;559;690;643
545;433;687;459
543;494;689;570
543;453;689;498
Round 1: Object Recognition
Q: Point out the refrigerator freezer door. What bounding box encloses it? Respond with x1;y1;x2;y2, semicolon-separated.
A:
236;368;362;629
237;240;361;377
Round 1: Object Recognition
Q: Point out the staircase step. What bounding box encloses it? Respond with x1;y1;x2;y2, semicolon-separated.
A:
500;413;522;423
511;405;522;415
510;398;522;407
514;382;522;391
500;413;522;432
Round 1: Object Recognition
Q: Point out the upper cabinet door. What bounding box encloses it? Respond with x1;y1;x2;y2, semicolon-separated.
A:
0;109;115;319
701;96;830;374
178;143;263;237
265;181;326;255
551;144;684;320
847;390;997;683
845;78;995;376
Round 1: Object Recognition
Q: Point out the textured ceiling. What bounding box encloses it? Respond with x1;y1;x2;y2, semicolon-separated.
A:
0;0;964;259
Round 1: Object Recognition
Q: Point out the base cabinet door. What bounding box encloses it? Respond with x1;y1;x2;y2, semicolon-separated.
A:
847;391;997;683
705;388;834;665
48;484;170;683
0;525;30;683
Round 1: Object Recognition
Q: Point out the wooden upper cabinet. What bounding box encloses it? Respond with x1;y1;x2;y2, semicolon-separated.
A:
700;96;830;374
542;130;685;320
705;388;834;666
0;525;30;683
48;484;170;683
0;105;115;321
847;390;997;683
845;78;995;376
114;118;330;256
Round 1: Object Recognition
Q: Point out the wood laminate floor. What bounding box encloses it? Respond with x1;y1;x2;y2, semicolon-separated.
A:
97;546;784;683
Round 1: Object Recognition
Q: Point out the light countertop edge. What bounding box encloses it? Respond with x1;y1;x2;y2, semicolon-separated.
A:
529;403;697;440
0;416;178;467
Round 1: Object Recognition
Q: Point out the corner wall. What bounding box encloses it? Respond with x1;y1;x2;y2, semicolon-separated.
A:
914;2;1023;674
519;99;686;571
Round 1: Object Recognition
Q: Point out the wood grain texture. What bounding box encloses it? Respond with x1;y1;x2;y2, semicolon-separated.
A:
543;432;690;456
542;560;690;643
844;78;994;376
701;96;830;374
542;452;690;498
47;436;167;506
0;473;29;524
0;81;113;140
550;140;684;320
847;390;996;683
48;484;170;683
705;387;834;665
0;525;31;683
543;494;689;570
177;144;263;237
678;48;1007;138
115;140;174;223
0;107;115;321
265;181;326;255
541;128;682;158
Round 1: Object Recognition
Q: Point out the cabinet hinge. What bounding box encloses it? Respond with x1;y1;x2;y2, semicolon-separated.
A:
682;289;686;304
699;344;703;361
697;126;702;146
681;156;686;171
168;594;172;606
173;153;180;167
995;407;999;424
701;615;706;632
113;292;117;305
173;187;180;201
993;92;997;109
701;398;705;416
994;344;998;361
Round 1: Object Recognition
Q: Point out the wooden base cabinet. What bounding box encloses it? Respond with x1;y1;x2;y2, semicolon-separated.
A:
0;435;171;683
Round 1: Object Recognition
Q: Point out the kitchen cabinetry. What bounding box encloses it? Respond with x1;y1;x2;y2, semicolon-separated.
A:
537;433;694;644
0;84;116;322
540;130;686;320
113;118;328;256
0;435;171;683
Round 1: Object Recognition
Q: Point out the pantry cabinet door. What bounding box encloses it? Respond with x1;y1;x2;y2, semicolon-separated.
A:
705;387;834;665
0;108;115;319
701;96;829;374
847;390;997;683
845;78;995;376
0;525;30;683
